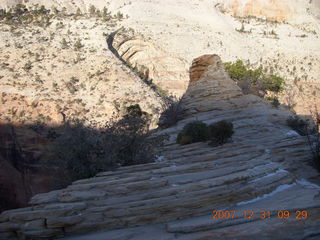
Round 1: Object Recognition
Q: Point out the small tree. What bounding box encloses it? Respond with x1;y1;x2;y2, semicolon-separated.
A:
61;38;69;49
224;60;285;97
76;7;82;17
208;120;234;145
23;61;32;71
74;39;83;51
102;7;111;21
261;75;284;92
0;9;6;20
116;11;123;20
177;121;209;145
89;5;96;17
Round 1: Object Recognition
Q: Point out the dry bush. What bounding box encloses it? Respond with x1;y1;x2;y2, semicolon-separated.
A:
51;104;167;181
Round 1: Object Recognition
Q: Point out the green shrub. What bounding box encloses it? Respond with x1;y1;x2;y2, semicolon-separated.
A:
224;60;285;96
23;61;33;71
89;5;96;17
0;4;52;27
61;38;69;49
224;60;247;80
208;120;234;145
262;75;284;92
0;9;6;20
177;121;209;145
74;39;83;51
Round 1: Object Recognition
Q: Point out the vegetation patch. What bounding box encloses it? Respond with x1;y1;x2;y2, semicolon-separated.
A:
224;59;285;97
208;120;234;146
0;4;52;27
177;121;209;145
177;120;234;146
0;4;125;28
50;104;167;182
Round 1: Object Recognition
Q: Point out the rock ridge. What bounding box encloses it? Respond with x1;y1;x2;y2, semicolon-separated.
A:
0;54;319;240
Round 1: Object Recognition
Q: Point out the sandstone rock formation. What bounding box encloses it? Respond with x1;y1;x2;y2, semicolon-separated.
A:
110;28;189;97
189;54;224;84
216;0;294;21
215;0;320;22
0;55;319;240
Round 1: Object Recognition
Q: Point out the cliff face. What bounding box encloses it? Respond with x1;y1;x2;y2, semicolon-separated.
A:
0;123;58;213
217;0;294;21
216;0;320;22
0;55;319;240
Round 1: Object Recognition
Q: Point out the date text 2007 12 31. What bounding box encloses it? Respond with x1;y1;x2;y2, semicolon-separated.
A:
211;210;308;220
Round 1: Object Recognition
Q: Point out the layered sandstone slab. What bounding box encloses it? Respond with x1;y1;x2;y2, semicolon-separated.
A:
0;55;319;240
110;28;189;96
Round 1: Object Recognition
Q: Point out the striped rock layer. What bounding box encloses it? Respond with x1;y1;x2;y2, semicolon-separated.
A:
0;55;320;240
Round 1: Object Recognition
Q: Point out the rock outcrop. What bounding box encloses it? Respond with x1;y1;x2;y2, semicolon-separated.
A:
110;28;189;97
0;55;319;240
216;0;320;22
216;0;294;22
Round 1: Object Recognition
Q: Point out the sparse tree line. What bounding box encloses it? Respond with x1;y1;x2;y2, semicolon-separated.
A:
0;4;125;27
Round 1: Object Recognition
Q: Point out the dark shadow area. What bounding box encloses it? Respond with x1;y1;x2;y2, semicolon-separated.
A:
158;95;186;129
0;105;167;213
106;28;122;60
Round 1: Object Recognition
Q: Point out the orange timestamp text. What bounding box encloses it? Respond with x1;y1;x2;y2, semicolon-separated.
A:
211;210;308;220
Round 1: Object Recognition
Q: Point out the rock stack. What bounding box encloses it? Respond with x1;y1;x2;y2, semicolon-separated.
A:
0;55;319;240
